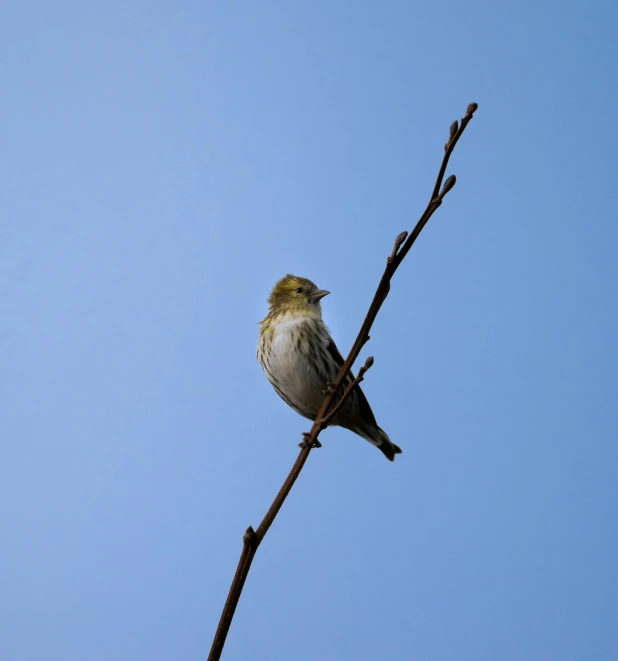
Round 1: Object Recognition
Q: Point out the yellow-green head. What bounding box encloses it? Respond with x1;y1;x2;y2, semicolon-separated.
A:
266;274;330;316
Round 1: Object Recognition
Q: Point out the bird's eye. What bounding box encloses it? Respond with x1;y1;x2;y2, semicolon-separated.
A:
295;287;304;294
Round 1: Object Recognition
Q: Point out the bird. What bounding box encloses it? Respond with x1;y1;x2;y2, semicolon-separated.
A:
257;274;402;461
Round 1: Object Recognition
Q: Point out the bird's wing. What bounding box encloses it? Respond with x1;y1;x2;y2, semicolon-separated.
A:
326;338;378;427
325;337;347;374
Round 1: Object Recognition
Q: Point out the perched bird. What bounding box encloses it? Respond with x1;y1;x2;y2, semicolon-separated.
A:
257;274;402;461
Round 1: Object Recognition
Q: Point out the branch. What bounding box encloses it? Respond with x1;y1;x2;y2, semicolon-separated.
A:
316;356;375;429
207;101;479;661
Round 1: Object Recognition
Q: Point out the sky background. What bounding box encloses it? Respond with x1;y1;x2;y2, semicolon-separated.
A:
2;1;617;660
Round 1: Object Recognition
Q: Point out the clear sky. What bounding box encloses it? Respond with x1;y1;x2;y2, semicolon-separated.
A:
2;1;617;660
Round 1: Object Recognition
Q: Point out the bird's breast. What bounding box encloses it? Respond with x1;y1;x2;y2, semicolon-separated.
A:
269;313;315;361
262;313;329;386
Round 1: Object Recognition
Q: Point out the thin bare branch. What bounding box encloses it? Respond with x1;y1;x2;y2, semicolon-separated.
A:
316;356;375;428
207;101;478;661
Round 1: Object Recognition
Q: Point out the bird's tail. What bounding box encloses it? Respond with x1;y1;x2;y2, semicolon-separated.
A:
357;425;402;462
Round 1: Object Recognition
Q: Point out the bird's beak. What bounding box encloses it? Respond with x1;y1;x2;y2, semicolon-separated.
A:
311;289;330;303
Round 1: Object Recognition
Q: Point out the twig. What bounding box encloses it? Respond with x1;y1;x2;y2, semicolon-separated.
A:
207;101;478;661
317;356;375;428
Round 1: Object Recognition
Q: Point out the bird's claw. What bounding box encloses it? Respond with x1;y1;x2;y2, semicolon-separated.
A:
299;432;322;449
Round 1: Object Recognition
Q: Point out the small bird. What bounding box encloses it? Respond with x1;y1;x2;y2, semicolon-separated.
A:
257;274;402;461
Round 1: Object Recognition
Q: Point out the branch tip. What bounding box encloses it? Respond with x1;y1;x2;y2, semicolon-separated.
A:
395;230;408;245
390;231;408;259
440;174;457;198
465;102;478;117
363;356;375;371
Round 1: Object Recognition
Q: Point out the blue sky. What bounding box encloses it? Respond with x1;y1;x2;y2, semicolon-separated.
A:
2;1;617;660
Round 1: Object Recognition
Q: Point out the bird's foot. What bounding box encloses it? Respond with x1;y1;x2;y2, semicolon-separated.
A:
322;381;343;397
299;432;322;449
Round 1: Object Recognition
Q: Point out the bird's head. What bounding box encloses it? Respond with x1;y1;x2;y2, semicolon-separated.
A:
267;274;330;316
